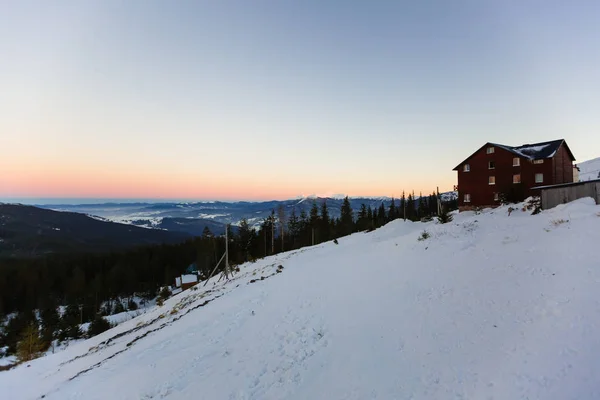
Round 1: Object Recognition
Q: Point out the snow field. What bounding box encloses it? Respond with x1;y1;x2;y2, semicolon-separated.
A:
1;198;599;399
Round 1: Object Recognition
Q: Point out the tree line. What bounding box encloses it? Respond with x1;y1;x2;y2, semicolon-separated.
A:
0;192;456;361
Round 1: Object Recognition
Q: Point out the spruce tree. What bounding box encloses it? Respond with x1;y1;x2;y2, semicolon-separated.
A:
367;206;374;231
400;191;407;220
340;196;354;236
377;203;387;226
40;306;60;345
357;204;368;231
388;197;396;221
437;204;454;224
201;226;213;238
320;200;330;242
287;208;300;248
88;315;111;338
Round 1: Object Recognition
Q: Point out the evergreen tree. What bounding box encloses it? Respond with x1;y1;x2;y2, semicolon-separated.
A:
88;315;111;337
400;191;407;220
357;204;368;231
201;226;213;238
320;200;330;242
237;218;254;261
339;196;354;236
406;194;416;221
371;207;378;230
437;204;454;224
40;306;60;345
309;201;320;245
377;203;387;226
418;192;428;219
298;208;309;247
17;323;46;362
388;197;397;221
287;208;300;249
367;206;374;231
277;204;287;252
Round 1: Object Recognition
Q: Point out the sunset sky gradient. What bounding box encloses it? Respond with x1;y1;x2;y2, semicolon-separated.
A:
1;1;599;202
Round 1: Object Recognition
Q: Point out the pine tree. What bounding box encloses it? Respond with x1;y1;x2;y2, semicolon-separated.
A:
309;201;320;245
388;197;396;221
406;194;416;221
17;323;46;362
320;200;330;242
377;203;387;226
40;306;60;345
367;206;374;231
287;207;300;248
201;226;213;238
87;315;111;338
357;204;368;231
340;196;354;236
299;208;309;247
400;191;407;220
437;204;454;224
237;218;254;261
277;204;286;252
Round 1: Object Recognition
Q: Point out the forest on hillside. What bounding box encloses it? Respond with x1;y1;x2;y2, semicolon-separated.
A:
0;194;456;360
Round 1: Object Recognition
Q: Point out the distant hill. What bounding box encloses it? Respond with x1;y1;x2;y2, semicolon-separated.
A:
41;193;458;235
0;204;190;258
578;157;600;181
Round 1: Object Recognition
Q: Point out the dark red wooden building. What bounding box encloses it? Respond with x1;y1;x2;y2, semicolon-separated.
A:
453;139;576;210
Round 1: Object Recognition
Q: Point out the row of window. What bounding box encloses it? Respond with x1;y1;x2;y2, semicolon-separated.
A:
463;192;500;203
463;158;543;172
487;173;543;185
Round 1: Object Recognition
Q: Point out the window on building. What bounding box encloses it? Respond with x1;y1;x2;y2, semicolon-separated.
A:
533;159;544;164
489;176;496;185
488;161;495;169
513;157;520;166
535;173;544;183
464;194;471;203
513;174;521;184
486;147;495;154
494;192;500;202
463;164;470;172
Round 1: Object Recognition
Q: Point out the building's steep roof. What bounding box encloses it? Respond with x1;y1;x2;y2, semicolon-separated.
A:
453;139;575;170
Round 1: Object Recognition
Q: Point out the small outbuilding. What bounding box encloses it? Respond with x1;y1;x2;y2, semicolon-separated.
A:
533;179;600;210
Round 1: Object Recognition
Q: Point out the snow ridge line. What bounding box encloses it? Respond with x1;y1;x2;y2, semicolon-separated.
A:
67;293;226;383
57;290;219;368
42;261;289;398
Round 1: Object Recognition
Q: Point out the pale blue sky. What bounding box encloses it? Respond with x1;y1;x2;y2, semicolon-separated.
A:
1;1;599;200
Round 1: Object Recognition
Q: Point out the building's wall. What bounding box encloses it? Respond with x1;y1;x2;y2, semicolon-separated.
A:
456;143;570;209
541;181;600;209
551;144;575;184
457;145;518;208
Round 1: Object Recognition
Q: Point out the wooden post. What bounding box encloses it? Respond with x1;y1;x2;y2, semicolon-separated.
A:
225;224;229;279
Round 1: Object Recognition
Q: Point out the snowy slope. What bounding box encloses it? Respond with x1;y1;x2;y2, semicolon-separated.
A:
578;157;600;181
2;199;600;400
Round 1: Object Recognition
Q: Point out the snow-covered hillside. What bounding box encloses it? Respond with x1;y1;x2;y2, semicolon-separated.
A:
578;157;600;181
2;199;600;400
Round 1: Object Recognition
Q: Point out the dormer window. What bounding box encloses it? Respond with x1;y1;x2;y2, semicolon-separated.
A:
463;164;470;172
486;147;495;154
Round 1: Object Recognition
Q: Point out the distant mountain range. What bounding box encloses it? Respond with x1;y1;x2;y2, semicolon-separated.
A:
0;204;190;258
39;194;458;236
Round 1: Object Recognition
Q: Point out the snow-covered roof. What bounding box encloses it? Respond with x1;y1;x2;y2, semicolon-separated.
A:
454;139;574;170
181;274;198;284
